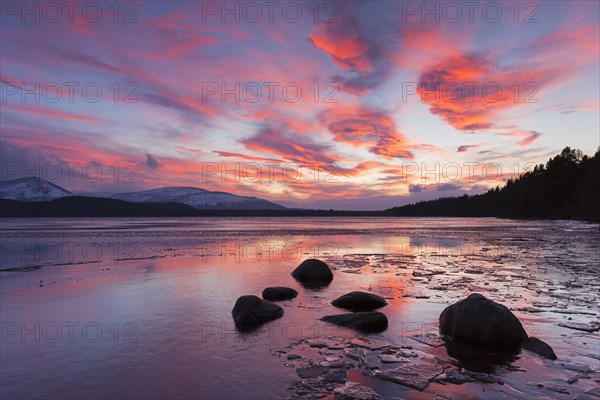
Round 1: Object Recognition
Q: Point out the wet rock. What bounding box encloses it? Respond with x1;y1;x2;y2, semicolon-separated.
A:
536;382;569;394
324;340;348;350
585;387;600;397
373;363;445;391
400;349;421;359
350;338;390;350
575;392;599;400
521;337;557;360
291;258;333;287
288;378;335;399
231;295;283;330
296;365;327;379
379;354;410;363
555;361;592;373
344;348;366;362
364;354;381;369
331;291;388;312
261;286;298;301
323;360;351;369
333;382;380;400
439;293;528;347
558;321;600;333
322;367;348;383
320;312;388;333
436;367;505;385
410;333;445;347
467;371;504;384
436;369;475;384
434;393;483;400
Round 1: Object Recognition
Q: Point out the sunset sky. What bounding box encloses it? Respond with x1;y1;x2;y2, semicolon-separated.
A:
1;0;599;209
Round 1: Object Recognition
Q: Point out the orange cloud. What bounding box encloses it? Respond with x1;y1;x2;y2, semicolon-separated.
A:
417;53;565;131
321;106;414;159
309;30;373;73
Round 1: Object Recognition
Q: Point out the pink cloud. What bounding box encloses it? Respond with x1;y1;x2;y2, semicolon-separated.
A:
499;130;542;147
3;103;100;123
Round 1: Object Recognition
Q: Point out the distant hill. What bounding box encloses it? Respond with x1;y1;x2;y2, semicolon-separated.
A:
0;197;382;218
0;196;201;217
0;178;286;210
387;147;600;222
0;177;71;201
82;186;286;210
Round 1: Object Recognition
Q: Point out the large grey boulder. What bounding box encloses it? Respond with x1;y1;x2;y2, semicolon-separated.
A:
439;293;527;347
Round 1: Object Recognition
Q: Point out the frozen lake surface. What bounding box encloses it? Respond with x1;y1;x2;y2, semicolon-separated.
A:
1;217;599;399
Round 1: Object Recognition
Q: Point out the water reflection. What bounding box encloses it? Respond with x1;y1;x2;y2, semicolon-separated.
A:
1;217;599;399
444;340;521;373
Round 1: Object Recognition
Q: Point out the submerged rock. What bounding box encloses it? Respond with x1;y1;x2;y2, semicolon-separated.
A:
558;321;600;333
410;333;445;347
364;354;381;369
374;363;445;391
521;337;557;360
261;286;298;301
320;312;388;333
331;291;388;312
231;295;283;330
291;259;333;287
439;293;528;347
379;354;410;363
296;365;327;379
322;367;348;383
434;393;483;400
333;382;380;400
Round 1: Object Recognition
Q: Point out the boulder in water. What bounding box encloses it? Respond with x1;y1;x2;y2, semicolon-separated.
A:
231;295;283;330
291;259;333;288
521;337;557;360
439;293;527;347
331;291;387;312
320;312;388;333
262;287;298;301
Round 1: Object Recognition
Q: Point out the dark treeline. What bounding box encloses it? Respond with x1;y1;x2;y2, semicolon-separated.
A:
387;147;600;222
0;196;384;218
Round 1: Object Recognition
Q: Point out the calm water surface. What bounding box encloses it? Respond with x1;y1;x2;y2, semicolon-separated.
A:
1;217;599;399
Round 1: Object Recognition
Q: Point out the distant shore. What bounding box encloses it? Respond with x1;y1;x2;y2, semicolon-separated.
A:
2;197;599;223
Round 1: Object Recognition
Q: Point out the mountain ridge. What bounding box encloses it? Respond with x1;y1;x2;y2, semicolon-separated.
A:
0;177;72;201
0;177;285;210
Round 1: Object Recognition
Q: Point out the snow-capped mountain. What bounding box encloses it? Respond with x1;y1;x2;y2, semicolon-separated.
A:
0;177;71;201
0;177;286;209
88;187;286;210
